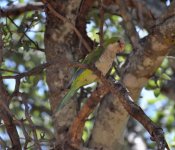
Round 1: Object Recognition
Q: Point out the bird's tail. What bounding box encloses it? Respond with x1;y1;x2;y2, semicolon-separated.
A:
57;89;77;111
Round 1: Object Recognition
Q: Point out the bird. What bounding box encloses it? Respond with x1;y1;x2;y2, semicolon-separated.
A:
57;37;124;111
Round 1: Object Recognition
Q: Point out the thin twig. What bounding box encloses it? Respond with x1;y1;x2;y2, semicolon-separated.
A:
22;93;41;150
2;62;50;79
76;0;94;55
17;16;36;47
0;24;3;64
7;16;44;51
0;98;32;149
0;136;10;149
0;68;19;74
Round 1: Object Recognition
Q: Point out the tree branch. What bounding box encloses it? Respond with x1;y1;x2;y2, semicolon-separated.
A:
22;93;41;150
121;5;175;99
118;0;140;49
76;0;95;55
104;0;165;30
7;17;44;52
0;2;44;17
68;85;109;148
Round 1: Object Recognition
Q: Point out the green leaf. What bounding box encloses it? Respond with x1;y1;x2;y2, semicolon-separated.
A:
161;58;169;69
156;80;160;87
167;115;174;124
156;68;162;75
154;88;160;97
166;68;173;75
161;73;171;80
147;98;157;104
85;120;93;129
147;80;156;89
82;130;88;142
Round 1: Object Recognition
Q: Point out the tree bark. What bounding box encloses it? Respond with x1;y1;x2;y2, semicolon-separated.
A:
44;0;82;147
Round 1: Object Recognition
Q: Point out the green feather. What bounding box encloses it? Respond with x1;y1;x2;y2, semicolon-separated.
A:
57;88;77;110
57;69;97;111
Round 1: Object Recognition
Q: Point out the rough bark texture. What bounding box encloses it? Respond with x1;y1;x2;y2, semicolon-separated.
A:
44;0;81;147
89;94;129;150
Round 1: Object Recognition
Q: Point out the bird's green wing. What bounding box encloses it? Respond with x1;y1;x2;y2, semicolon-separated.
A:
57;69;97;110
82;46;104;65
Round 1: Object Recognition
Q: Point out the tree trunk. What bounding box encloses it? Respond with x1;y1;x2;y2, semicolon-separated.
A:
44;0;81;148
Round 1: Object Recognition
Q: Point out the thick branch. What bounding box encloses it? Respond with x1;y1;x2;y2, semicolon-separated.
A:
0;2;44;17
122;7;175;99
68;85;109;148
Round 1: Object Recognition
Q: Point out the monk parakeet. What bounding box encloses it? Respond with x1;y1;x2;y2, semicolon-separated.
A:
57;37;124;110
